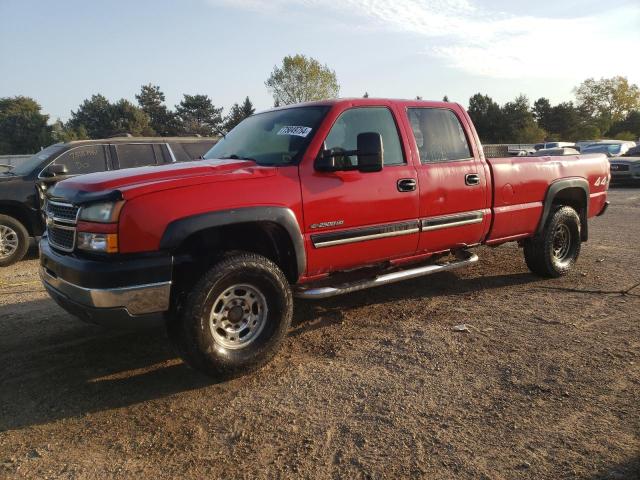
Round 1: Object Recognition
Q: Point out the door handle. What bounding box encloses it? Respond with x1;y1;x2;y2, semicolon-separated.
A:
465;173;480;186
397;178;417;192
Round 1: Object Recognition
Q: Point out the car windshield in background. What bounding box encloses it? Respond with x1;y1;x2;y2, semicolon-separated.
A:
9;144;66;176
582;144;622;156
203;106;329;166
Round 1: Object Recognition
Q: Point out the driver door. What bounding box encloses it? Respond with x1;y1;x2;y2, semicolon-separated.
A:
299;106;420;275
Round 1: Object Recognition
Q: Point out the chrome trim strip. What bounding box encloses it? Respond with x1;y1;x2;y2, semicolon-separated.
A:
295;251;479;299
421;210;484;232
46;200;80;225
40;266;171;315
313;226;420;248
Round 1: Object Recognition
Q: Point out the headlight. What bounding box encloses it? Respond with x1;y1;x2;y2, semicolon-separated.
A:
77;232;118;253
78;201;124;223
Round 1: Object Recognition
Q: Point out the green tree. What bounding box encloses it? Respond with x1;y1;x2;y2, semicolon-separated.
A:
223;96;255;132
501;95;546;143
135;84;180;136
0;96;52;154
467;93;504;143
68;94;153;138
67;94;113;139
176;94;223;136
265;54;339;106
110;99;154;136
608;110;640;139
50;119;87;143
532;97;553;132
574;76;640;132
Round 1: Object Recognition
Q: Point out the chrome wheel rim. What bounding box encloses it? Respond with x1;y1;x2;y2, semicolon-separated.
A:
0;224;19;259
552;224;571;263
209;284;268;350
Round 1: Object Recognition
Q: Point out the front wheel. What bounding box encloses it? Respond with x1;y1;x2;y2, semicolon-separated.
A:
0;215;29;267
523;206;581;278
168;252;293;378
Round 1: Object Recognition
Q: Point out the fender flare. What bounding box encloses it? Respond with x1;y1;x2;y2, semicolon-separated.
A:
159;206;306;278
536;177;589;239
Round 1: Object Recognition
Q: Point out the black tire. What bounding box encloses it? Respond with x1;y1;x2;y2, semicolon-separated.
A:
0;214;29;267
168;252;293;378
523;206;581;278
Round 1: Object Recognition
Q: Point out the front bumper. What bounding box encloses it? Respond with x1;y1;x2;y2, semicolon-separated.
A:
40;238;172;328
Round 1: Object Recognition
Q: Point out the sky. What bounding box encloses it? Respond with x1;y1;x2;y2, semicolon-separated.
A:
1;0;639;122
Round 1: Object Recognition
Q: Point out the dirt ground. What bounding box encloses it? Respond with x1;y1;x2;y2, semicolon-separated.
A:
1;188;638;480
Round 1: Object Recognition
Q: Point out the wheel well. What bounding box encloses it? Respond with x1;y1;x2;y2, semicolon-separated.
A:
171;221;299;296
551;187;588;241
0;203;36;236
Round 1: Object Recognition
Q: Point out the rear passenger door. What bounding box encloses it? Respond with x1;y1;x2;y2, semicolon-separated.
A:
112;143;161;169
407;107;489;253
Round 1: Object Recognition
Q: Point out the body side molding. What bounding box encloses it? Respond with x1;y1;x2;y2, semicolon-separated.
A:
311;220;420;248
160;206;306;277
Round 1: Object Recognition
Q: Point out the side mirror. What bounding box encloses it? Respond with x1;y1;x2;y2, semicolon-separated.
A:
43;164;68;178
314;133;384;173
356;132;383;173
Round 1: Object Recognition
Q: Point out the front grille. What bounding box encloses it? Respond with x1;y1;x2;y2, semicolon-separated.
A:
47;201;79;222
48;224;76;251
46;200;78;252
610;164;629;172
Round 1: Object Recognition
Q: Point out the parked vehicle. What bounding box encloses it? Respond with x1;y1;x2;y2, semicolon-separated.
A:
581;141;636;157
39;99;610;377
575;140;599;151
531;147;580;156
0;137;216;266
533;142;576;151
609;146;640;184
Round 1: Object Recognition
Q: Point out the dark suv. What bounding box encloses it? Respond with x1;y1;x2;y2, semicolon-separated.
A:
0;137;216;266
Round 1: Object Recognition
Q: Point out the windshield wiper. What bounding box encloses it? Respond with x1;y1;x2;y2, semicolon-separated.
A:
219;155;257;162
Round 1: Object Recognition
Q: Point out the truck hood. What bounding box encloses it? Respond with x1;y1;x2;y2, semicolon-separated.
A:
50;159;277;203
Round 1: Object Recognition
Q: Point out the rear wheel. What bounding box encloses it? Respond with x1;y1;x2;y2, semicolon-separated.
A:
523;206;581;278
0;215;29;267
168;252;293;378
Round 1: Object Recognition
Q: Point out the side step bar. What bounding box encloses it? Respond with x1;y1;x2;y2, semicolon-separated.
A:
294;250;479;299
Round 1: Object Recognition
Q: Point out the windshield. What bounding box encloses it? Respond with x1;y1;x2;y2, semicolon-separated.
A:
203;106;329;166
583;144;622;155
9;144;66;176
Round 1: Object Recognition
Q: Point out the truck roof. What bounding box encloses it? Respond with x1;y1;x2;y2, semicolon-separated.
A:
61;136;218;146
265;98;460;112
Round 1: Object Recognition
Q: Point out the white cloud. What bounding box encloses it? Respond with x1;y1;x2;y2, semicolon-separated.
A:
207;0;640;81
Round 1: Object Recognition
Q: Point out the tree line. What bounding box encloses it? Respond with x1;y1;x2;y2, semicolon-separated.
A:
0;86;256;155
0;53;638;154
468;76;640;144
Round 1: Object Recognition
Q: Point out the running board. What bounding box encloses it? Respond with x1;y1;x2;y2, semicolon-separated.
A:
294;250;479;299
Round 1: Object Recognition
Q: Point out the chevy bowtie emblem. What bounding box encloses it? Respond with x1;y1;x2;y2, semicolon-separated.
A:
310;220;344;229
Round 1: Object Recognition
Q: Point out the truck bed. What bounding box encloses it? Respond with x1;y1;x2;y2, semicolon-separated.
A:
485;153;609;243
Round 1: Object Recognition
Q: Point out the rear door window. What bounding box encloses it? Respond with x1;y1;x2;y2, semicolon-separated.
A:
115;144;157;169
52;145;108;174
407;108;472;163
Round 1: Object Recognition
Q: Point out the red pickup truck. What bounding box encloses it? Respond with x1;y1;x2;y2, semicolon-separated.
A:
40;98;610;377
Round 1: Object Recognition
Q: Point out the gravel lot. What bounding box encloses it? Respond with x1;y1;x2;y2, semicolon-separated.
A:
1;188;638;480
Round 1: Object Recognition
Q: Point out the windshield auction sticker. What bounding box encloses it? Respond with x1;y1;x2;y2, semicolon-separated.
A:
277;126;313;137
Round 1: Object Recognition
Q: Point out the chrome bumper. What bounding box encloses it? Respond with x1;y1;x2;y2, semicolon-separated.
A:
40;265;171;316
